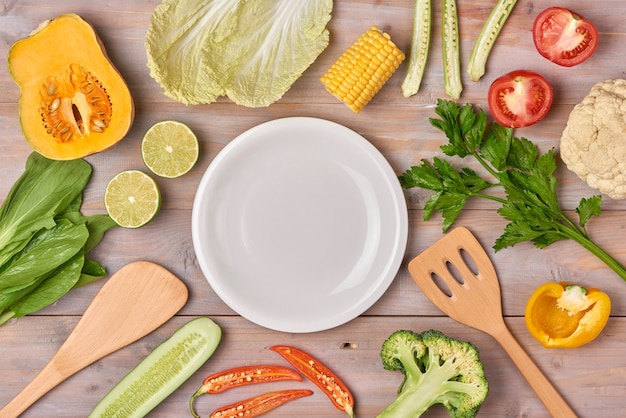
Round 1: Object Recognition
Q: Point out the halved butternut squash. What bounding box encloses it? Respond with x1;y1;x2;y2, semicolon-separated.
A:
8;14;134;160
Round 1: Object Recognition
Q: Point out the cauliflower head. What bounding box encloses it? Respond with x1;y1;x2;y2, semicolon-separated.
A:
560;79;626;199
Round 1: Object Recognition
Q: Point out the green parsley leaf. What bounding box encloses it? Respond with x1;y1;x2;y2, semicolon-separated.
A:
401;99;626;283
576;195;602;228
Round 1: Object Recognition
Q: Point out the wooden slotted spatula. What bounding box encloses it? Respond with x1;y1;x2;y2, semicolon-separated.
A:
408;227;576;418
0;260;188;418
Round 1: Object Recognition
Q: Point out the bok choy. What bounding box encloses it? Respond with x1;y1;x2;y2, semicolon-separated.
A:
0;153;116;325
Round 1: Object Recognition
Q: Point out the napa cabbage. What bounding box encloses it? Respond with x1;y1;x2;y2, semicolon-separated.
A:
145;0;333;107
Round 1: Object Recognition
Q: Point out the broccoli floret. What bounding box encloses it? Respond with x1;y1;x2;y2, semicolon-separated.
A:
377;329;488;418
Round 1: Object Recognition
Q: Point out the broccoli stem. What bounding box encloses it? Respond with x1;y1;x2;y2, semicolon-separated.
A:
378;350;482;418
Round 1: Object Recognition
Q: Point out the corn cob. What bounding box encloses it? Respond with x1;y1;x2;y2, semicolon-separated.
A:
321;26;405;113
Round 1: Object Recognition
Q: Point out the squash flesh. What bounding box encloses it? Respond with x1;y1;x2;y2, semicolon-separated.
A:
8;14;134;160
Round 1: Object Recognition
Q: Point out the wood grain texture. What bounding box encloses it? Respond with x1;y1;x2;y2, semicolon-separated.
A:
1;0;626;417
409;227;576;417
0;262;187;418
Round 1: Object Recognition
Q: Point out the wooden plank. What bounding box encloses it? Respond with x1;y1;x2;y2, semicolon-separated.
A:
1;1;625;105
3;101;626;212
1;0;626;417
23;208;626;319
1;315;625;417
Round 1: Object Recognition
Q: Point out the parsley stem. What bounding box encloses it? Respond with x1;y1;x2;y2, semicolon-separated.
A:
558;225;626;282
471;192;507;204
471;150;499;179
558;213;588;239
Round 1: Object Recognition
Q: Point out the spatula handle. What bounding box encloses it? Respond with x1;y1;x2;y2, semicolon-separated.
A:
494;326;577;418
0;360;66;418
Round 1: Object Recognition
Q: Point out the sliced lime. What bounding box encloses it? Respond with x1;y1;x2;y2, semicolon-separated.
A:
141;120;199;178
104;170;160;228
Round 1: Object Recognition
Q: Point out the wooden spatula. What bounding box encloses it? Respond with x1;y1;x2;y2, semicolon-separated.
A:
408;227;576;418
0;260;188;418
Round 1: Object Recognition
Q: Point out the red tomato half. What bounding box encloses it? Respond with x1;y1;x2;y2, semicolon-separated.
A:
533;7;599;67
488;70;553;129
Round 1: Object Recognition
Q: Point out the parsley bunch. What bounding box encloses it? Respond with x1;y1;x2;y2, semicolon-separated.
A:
400;99;626;282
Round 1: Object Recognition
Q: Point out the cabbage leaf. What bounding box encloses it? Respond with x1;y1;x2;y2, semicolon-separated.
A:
146;0;333;107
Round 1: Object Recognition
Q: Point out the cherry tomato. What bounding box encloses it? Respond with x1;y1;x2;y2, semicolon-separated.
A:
533;7;599;67
487;70;553;129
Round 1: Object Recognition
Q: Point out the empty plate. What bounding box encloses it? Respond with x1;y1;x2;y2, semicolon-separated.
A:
192;117;408;332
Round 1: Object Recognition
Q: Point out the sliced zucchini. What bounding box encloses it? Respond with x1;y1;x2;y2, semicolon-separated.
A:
89;317;222;418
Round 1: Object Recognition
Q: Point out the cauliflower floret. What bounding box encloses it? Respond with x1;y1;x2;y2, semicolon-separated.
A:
560;79;626;199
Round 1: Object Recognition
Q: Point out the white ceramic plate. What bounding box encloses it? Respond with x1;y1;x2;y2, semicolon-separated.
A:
192;117;408;333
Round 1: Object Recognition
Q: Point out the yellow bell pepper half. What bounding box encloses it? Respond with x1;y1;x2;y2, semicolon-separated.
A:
524;281;611;348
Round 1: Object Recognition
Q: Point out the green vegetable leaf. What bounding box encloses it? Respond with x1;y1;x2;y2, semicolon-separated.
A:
402;100;626;283
506;135;538;172
146;0;332;107
399;157;493;231
0;153;116;326
0;153;91;267
0;252;84;324
73;258;108;289
62;212;117;253
576;195;602;228
433;100;487;158
480;124;511;171
0;219;88;292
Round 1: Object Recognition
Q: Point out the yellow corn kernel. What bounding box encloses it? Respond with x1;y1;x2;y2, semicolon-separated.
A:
321;26;405;113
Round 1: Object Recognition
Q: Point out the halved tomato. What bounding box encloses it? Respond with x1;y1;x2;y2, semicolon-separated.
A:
487;70;553;129
533;7;599;67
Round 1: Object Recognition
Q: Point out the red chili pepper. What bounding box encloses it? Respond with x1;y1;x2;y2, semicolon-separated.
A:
270;345;355;418
189;365;302;418
209;389;313;418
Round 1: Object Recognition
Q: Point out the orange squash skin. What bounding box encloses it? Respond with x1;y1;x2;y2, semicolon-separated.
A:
8;14;134;160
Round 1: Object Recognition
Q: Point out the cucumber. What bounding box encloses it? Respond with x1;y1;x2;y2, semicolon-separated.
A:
89;317;221;418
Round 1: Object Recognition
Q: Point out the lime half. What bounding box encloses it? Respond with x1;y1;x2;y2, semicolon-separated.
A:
105;170;161;228
142;120;199;178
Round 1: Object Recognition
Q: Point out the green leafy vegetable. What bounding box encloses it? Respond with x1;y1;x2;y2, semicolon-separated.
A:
0;153;116;325
377;329;488;418
0;219;89;292
399;99;626;282
0;154;89;267
145;0;332;107
466;0;518;82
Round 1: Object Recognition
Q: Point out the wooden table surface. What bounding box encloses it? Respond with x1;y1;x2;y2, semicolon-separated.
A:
2;1;626;417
